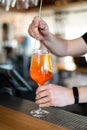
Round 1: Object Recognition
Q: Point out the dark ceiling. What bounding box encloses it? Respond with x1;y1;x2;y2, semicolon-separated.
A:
40;0;56;5
39;0;85;6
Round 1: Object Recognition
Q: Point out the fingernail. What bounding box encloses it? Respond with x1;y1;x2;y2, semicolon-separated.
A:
40;24;45;30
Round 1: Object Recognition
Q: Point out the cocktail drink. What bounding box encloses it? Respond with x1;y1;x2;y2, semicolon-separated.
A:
30;49;52;118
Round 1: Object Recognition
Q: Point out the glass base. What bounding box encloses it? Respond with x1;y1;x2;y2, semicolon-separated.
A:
30;108;49;118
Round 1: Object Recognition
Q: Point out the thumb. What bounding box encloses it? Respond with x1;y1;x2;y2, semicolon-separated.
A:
39;21;48;32
39;24;46;30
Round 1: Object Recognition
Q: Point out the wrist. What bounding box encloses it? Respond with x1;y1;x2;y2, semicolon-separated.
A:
41;33;53;45
67;88;75;105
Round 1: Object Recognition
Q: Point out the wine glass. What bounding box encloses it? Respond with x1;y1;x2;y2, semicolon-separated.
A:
30;49;52;118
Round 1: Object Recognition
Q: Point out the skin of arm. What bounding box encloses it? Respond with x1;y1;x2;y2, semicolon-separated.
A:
28;16;87;107
35;84;87;107
28;16;87;57
35;84;74;107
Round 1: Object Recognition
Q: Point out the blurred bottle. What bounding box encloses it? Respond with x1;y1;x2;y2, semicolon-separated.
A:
16;0;29;9
22;36;33;56
2;23;14;41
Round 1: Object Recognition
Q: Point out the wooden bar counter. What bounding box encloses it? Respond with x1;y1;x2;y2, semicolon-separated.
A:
0;106;67;130
0;93;87;130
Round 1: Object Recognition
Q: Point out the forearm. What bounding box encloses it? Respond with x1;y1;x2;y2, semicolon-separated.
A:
41;33;87;57
40;33;68;57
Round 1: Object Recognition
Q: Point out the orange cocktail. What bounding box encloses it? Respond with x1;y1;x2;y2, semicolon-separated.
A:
30;50;52;85
30;49;52;118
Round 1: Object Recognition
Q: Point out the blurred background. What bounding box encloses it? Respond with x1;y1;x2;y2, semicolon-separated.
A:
0;0;87;101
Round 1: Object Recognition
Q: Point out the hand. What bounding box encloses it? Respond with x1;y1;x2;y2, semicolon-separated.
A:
28;16;49;41
35;84;74;107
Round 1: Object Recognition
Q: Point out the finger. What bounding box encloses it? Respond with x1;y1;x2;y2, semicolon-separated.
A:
39;23;46;30
35;96;50;104
39;20;48;31
28;27;35;38
32;18;47;37
36;85;47;94
36;90;48;100
28;23;40;39
33;16;39;27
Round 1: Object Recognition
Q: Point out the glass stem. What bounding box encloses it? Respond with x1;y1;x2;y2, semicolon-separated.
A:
39;105;42;111
38;84;42;112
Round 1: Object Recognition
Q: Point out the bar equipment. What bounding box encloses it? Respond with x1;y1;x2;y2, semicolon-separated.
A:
0;0;39;11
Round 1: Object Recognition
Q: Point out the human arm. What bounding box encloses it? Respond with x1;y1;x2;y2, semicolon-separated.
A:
35;84;87;107
28;16;87;57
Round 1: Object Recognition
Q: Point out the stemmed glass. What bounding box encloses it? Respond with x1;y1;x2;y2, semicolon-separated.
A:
30;49;52;118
